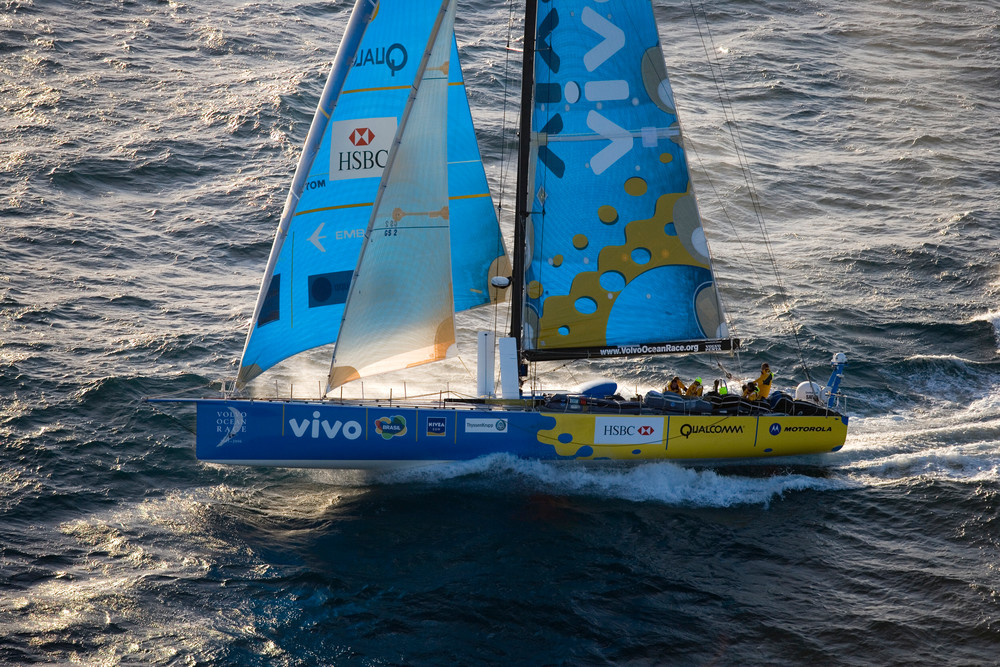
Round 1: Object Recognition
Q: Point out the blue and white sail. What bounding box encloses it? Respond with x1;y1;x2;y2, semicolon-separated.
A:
328;0;457;389
520;0;735;360
237;0;507;386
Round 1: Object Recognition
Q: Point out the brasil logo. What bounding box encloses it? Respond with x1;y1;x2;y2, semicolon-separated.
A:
375;415;407;440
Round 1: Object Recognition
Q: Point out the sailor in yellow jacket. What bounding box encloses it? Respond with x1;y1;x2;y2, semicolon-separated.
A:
665;376;687;395
748;363;774;401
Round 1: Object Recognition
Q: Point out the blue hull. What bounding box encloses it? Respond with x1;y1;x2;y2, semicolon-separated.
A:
191;398;849;468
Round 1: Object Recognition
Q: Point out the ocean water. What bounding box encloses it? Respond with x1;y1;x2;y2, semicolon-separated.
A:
2;0;999;664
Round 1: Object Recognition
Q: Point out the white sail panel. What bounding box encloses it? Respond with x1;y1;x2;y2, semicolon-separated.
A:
328;0;457;389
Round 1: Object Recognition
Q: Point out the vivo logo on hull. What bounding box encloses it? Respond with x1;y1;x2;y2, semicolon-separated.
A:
289;411;362;440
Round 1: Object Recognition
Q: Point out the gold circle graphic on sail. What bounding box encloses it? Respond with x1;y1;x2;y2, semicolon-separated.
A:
533;183;715;349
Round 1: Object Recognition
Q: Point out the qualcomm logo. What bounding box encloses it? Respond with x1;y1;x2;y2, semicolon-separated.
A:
678;424;744;439
353;43;408;76
289;411;362;440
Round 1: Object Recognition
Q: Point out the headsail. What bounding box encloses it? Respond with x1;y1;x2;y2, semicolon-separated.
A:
237;0;507;386
519;0;736;361
328;0;458;389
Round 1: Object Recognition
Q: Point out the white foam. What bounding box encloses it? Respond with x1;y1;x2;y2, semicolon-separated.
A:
838;410;1000;484
375;454;852;508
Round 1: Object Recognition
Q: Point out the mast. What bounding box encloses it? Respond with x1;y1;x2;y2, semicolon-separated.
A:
508;0;538;369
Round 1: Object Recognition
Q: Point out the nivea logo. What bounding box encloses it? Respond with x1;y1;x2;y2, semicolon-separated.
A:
289;411;362;440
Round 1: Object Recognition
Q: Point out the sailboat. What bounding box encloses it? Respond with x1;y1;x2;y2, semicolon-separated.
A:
154;0;849;468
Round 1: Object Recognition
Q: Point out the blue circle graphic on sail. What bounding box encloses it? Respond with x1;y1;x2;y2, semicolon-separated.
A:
605;265;712;343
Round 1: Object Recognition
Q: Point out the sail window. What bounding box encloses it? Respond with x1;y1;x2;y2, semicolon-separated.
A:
632;247;651;264
257;274;280;327
538;146;566;178
575;297;598;315
565;81;580;104
308;271;353;308
536;83;562;104
600;271;625;293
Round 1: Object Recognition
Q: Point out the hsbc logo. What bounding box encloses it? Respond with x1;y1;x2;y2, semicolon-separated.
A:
602;424;656;437
349;127;374;146
594;417;664;445
329;117;397;181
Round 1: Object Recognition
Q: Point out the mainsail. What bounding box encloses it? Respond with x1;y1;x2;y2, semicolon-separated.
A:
328;0;458;389
237;0;507;386
519;0;735;360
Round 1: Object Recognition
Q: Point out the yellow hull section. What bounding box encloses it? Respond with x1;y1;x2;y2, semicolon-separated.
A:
536;413;848;460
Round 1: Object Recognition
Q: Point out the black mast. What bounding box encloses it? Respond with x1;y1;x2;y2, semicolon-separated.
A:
508;0;538;372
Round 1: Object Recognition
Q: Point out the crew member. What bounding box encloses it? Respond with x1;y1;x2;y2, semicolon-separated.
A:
706;379;727;397
751;363;774;401
666;376;686;395
685;378;704;397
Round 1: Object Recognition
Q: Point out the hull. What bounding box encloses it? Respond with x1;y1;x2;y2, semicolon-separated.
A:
194;398;848;468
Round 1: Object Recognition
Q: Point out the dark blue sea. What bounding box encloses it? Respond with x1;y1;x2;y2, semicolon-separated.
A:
2;0;999;664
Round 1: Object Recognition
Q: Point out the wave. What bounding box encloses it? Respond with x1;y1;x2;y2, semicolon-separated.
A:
368;454;852;508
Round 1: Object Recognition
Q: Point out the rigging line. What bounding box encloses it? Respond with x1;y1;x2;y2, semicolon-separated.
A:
493;0;519;341
689;1;813;383
144;379;220;400
689;3;790;355
613;3;743;367
648;6;742;341
144;402;197;435
690;7;796;382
